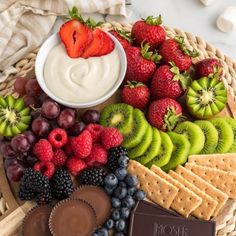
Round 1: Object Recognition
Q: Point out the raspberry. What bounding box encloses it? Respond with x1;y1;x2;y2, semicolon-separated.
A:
48;128;68;148
101;127;123;150
63;137;74;156
33;139;53;162
86;143;108;166
34;161;55;179
66;157;87;176
86;124;104;142
71;130;92;158
52;149;68;166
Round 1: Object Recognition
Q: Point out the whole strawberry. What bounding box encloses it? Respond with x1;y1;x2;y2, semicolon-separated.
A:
151;62;191;99
147;98;183;131
110;28;131;49
159;36;199;72
121;81;150;110
33;139;53;162
71;130;92;158
131;15;166;49
195;58;223;79
124;44;161;84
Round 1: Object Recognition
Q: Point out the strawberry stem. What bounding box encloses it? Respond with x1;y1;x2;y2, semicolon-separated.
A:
209;66;223;80
144;15;162;25
174;36;199;58
113;27;132;43
141;43;162;63
126;81;145;88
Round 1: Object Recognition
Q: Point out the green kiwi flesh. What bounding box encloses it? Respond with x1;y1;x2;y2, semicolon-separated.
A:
222;117;236;153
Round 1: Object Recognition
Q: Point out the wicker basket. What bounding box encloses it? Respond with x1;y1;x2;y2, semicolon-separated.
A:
0;22;236;236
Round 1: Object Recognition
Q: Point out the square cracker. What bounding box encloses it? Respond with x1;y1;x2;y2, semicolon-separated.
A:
127;160;178;209
185;163;236;200
175;165;228;216
188;153;236;172
169;170;218;220
151;165;202;217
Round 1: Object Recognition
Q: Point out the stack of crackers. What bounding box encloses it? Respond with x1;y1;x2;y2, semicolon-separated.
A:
128;153;236;220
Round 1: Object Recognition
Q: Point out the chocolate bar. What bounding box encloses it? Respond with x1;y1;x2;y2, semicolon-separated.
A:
134;200;180;217
129;212;216;236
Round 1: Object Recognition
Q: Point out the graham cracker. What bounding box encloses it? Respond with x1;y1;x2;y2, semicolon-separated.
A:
151;165;202;217
175;165;228;216
127;160;178;209
185;163;236;200
188;153;236;172
169;170;218;220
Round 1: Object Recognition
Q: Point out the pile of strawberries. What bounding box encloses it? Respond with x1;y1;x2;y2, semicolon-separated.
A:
112;15;223;131
32;125;123;179
59;7;114;58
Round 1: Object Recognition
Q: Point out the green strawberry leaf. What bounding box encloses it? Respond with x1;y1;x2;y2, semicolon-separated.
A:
113;27;132;43
126;81;145;88
145;15;162;25
141;43;162;63
174;36;199;58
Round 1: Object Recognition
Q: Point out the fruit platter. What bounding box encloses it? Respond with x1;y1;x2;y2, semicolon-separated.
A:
0;7;236;236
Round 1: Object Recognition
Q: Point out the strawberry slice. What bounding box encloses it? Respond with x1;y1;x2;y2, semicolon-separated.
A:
59;19;93;58
82;28;104;58
96;31;115;56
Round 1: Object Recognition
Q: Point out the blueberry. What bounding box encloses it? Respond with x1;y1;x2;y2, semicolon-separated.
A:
118;155;129;167
104;174;118;188
122;195;135;209
104;185;116;195
125;174;138;187
113;186;127;199
115;167;128;181
94;228;108;236
105;219;114;230
114;233;125;236
120;207;130;219
119;181;127;187
115;219;126;232
112;209;121;221
112;197;121;208
134;190;146;200
127;187;137;196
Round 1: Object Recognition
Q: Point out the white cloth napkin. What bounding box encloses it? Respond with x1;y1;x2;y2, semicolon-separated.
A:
0;0;127;82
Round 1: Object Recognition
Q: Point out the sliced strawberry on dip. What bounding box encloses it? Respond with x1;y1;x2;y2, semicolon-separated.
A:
82;28;105;58
96;31;115;56
59;19;92;58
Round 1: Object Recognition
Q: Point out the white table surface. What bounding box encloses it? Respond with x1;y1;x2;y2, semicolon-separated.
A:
54;0;236;61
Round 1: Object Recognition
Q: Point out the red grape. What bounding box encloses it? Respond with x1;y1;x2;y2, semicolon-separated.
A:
24;131;36;145
39;93;49;105
41;100;60;119
31;117;51;137
57;109;76;129
4;158;18;169
14;77;27;95
25;79;42;96
69;121;86;136
0;142;16;158
10;134;30;153
23;94;39;107
7;163;24;182
31;110;41;119
82;110;100;124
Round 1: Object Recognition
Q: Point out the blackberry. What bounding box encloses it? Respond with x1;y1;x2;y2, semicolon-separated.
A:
78;167;107;186
51;168;74;200
107;146;128;171
18;168;52;205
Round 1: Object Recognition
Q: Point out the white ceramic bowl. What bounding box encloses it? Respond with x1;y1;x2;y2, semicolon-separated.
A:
35;32;127;108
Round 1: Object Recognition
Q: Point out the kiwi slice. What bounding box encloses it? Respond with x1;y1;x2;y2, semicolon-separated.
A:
137;128;161;165
174;121;205;155
0;95;31;137
100;103;133;135
162;132;191;172
122;109;148;149
128;124;153;159
146;131;174;168
194;120;219;154
209;118;234;153
186;77;227;119
222;117;236;153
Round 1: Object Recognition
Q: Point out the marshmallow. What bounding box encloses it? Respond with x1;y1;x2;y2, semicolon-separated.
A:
200;0;216;6
217;6;236;33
